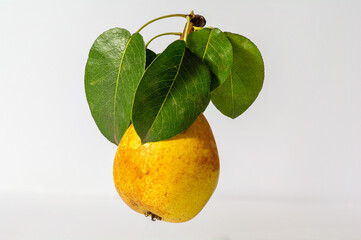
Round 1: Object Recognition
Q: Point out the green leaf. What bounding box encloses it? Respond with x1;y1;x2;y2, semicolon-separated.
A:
187;28;233;91
211;32;264;119
145;49;157;69
132;40;211;143
85;28;145;145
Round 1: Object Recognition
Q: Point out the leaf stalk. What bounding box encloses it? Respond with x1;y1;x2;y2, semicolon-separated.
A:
136;14;187;33
145;32;182;48
183;14;193;43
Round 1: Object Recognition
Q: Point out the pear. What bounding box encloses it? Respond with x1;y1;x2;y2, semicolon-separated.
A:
113;113;219;222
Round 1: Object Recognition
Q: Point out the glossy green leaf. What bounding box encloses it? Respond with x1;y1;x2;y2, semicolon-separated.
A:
145;48;157;69
132;40;211;143
85;28;145;145
187;28;233;91
211;32;264;119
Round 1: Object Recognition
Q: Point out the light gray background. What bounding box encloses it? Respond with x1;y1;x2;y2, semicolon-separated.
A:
1;0;360;239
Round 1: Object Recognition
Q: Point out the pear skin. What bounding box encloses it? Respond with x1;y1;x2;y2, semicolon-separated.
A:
113;113;219;222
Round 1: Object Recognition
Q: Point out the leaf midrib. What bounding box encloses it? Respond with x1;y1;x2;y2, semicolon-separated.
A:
113;34;133;144
229;71;235;118
144;47;186;141
202;29;213;61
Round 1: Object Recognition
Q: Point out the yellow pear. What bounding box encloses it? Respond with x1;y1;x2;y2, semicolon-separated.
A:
113;113;219;223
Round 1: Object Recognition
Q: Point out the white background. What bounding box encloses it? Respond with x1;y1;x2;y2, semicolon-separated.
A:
1;0;361;239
